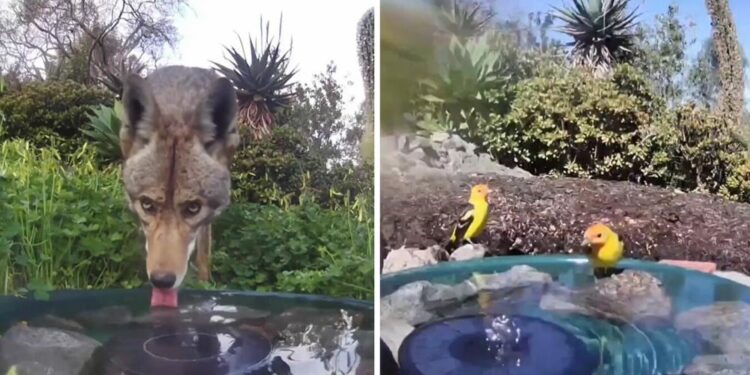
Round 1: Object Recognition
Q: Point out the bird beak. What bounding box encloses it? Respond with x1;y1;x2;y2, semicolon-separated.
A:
581;238;590;246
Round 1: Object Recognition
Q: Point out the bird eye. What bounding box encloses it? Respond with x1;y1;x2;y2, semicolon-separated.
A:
596;233;602;238
184;201;202;217
140;197;157;214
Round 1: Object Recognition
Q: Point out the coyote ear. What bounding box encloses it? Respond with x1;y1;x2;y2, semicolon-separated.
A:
120;73;157;156
203;77;238;140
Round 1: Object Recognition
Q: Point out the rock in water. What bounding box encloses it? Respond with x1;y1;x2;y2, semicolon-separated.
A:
594;270;672;319
380;318;414;365
676;301;750;355
469;265;553;290
381;281;434;325
0;323;100;375
683;354;750;375
382;246;440;274
449;244;487;262
541;270;672;321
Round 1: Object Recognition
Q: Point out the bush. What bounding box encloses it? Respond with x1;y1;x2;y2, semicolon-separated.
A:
211;196;374;300
0;140;373;299
478;64;660;181
0;80;113;157
649;104;750;198
231;126;324;205
231;126;373;209
0;140;142;295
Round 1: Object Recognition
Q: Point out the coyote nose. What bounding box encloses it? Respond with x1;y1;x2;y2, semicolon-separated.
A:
150;271;176;289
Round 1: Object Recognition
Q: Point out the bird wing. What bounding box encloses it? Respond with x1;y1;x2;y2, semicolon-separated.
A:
450;204;474;243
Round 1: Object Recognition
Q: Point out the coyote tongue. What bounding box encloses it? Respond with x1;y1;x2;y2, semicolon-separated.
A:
151;288;178;308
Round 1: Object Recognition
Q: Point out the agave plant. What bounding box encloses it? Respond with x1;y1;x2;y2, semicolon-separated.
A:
418;31;511;132
437;0;493;41
553;0;639;75
213;16;298;140
82;102;123;163
95;54;147;97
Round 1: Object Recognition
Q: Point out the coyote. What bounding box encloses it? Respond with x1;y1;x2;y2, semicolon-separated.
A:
119;66;239;307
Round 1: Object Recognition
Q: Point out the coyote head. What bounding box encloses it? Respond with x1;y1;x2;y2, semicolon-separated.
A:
120;66;239;291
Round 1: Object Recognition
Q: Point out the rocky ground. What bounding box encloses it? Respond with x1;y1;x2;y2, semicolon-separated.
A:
380;133;750;273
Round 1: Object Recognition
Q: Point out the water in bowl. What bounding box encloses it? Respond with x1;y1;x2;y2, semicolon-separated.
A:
382;256;750;375
0;290;373;375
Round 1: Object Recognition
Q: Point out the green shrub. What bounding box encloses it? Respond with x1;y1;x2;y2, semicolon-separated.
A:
211;197;374;300
648;104;750;198
1;139;373;299
478;64;660;181
231;126;321;205
0;80;113;157
0;140;142;294
231;126;373;209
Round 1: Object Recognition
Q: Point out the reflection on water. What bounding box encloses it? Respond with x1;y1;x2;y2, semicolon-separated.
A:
3;293;373;375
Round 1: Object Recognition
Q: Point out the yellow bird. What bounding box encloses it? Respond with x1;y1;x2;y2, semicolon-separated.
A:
448;184;491;250
582;223;624;278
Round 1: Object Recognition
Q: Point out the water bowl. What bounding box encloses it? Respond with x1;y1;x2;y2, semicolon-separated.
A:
0;289;373;375
381;255;750;375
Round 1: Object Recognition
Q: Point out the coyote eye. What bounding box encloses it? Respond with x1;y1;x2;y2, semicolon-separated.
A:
140;197;157;214
184;201;202;216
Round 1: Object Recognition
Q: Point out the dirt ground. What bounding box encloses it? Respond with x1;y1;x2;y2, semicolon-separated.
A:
380;172;750;273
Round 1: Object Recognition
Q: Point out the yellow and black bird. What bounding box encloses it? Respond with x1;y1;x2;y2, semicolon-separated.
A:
582;223;624;279
447;184;491;251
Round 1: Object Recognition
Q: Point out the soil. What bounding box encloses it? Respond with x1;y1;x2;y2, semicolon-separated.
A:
380;172;750;273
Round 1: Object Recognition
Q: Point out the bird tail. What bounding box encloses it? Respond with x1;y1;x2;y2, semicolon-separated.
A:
444;238;459;252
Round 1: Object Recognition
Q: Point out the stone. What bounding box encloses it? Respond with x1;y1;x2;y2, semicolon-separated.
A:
593;270;672;319
75;305;132;327
408;148;426;162
0;323;100;375
380;318;413;365
381;132;532;179
381;281;434;325
30;315;85;332
675;301;750;355
541;270;672;321
469;265;553;291
429;132;450;143
382;246;439;274
449;244;487;262
684;354;750;375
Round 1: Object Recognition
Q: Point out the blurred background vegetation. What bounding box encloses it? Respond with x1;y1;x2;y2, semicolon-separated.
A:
381;0;750;203
0;1;374;300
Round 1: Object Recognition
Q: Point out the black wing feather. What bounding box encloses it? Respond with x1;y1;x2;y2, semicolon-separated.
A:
448;203;474;249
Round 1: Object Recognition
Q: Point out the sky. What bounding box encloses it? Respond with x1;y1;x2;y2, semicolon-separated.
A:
494;0;750;104
163;0;374;115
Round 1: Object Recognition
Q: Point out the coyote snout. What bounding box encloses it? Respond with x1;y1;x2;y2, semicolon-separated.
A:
119;66;239;307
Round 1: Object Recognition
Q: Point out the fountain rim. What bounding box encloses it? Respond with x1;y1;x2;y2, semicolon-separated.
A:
397;312;591;373
0;288;372;311
381;254;742;296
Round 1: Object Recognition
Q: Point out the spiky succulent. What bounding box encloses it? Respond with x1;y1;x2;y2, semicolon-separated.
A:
213;16;297;140
95;54;147;98
553;0;639;74
437;0;492;41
